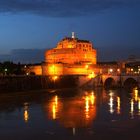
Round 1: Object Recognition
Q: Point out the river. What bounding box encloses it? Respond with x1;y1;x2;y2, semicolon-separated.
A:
0;88;140;140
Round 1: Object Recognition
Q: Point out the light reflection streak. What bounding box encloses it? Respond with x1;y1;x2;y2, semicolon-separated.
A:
117;97;121;114
109;92;114;114
72;128;76;136
45;90;96;128
52;95;58;120
85;92;96;120
90;91;95;105
138;98;140;116
85;96;89;119
23;103;29;123
130;99;134;119
134;89;138;101
52;104;56;119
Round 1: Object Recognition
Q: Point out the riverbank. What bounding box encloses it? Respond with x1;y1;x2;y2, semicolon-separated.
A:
0;75;79;93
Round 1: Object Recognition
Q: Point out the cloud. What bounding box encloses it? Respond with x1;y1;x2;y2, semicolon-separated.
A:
10;49;46;63
0;49;47;63
0;0;139;17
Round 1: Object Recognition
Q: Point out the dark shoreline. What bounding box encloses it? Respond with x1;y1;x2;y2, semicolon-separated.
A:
0;75;79;94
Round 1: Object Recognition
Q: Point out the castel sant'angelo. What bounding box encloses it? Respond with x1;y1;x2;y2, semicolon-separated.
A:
26;33;132;76
42;33;97;76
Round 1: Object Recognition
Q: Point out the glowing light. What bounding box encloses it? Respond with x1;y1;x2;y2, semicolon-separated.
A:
85;96;89;119
84;92;96;120
23;103;29;122
68;44;73;48
24;110;29;122
109;69;113;73
130;99;134;119
55;95;58;105
52;76;58;81
131;68;133;72
90;92;95;105
52;95;58;120
134;89;138;101
49;65;58;75
138;98;140;115
109;93;114;114
72;128;76;136
85;65;89;69
117;97;121;114
88;72;95;79
85;96;89;112
117;69;120;72
52;104;56;119
72;32;75;39
4;68;8;75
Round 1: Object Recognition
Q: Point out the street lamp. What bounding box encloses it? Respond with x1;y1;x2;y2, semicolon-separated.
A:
108;68;113;74
4;68;7;75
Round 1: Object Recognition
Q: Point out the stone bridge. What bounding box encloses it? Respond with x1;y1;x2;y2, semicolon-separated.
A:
101;74;140;88
79;74;140;89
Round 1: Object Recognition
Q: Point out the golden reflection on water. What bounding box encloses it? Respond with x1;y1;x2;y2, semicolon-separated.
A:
85;96;90;119
117;97;121;114
108;91;121;115
108;92;114;114
134;89;138;101
23;102;29;123
43;89;140;128
129;89;140;118
50;95;59;120
138;98;140;115
84;92;96;120
90;91;95;105
44;91;96;128
130;99;134;119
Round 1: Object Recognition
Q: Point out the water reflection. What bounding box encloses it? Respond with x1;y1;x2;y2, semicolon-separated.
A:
0;88;140;139
138;98;140;115
44;90;96;128
23;102;29;123
42;88;140;128
130;99;134;119
134;89;138;101
117;96;121;114
84;91;96;120
72;127;76;136
108;92;114;114
48;95;61;120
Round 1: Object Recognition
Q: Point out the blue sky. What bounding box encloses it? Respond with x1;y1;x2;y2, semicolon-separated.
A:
0;0;140;63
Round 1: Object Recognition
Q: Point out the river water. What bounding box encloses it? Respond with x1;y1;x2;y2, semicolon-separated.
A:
0;88;140;140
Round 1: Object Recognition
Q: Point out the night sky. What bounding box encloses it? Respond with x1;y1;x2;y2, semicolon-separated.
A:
0;0;140;63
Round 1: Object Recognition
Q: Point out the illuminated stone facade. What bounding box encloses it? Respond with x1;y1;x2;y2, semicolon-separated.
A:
45;37;96;65
42;34;97;75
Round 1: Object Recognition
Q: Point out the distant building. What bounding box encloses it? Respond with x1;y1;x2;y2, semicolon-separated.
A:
25;64;42;75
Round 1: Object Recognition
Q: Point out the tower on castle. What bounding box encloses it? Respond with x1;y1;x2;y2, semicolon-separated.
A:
72;32;75;39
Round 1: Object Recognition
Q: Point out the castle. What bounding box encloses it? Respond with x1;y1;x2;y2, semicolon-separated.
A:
25;33;139;77
41;33;97;76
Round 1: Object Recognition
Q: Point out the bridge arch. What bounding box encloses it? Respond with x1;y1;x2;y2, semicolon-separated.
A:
123;78;139;89
104;77;116;89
